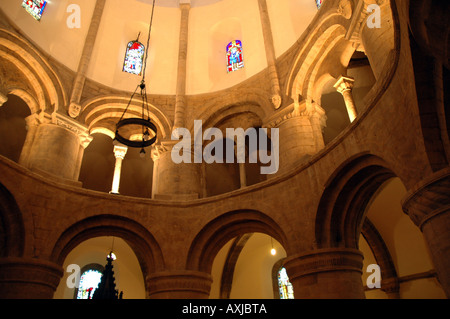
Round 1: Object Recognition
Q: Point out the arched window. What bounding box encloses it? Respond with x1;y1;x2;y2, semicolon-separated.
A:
316;0;323;9
227;40;244;73
75;264;103;299
278;267;294;299
123;40;145;76
22;0;47;21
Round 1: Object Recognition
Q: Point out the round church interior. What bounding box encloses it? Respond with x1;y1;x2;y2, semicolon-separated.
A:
0;0;449;300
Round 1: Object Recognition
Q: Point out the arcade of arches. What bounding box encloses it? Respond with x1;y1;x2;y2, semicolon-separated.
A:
0;0;449;299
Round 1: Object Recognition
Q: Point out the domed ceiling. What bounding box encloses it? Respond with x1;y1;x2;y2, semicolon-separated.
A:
2;0;318;95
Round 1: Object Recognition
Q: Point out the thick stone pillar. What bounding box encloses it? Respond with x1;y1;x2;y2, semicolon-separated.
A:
0;257;63;299
151;141;202;200
402;169;450;298
146;270;212;299
110;143;128;194
266;103;325;176
19;112;92;183
334;75;358;122
360;1;395;80
283;248;365;299
258;0;282;109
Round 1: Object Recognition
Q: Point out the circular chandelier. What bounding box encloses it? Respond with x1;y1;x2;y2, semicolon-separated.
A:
114;0;157;156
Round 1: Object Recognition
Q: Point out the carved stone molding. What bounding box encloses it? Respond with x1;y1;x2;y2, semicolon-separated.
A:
51;112;93;149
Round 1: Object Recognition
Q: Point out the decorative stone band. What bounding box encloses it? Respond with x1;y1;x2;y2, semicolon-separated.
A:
145;270;213;299
0;257;63;299
402;168;450;230
282;248;364;281
51;112;93;149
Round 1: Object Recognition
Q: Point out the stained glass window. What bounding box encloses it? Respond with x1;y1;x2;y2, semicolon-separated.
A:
227;40;244;73
316;0;323;9
278;267;294;299
123;40;145;76
22;0;47;21
77;269;102;299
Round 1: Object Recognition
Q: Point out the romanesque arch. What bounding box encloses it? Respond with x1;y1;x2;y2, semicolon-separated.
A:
315;153;398;249
50;214;165;283
186;209;288;273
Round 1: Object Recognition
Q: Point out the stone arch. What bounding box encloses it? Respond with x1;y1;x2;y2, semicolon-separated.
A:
50;214;165;286
80;95;172;141
285;14;349;103
361;218;399;295
186;209;288;273
0;28;66;113
0;182;25;258
315;153;399;249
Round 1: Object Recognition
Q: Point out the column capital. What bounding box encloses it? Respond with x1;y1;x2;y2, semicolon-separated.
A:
179;1;191;9
334;75;355;94
0;257;63;299
52;112;93;149
402;168;450;229
113;143;128;160
283;248;364;280
146;270;212;299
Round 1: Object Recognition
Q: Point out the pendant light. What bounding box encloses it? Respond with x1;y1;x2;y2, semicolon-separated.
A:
114;0;157;156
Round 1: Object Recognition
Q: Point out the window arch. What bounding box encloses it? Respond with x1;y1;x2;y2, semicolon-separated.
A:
123;40;145;76
22;0;48;21
75;263;104;299
226;40;244;73
316;0;323;9
277;267;294;299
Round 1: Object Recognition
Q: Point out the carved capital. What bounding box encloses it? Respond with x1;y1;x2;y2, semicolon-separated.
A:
113;143;128;160
151;140;176;161
334;75;355;94
402;169;450;229
52;112;93;149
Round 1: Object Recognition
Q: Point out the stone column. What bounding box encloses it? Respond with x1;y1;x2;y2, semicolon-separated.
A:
173;1;191;129
0;257;63;299
283;248;365;299
402;169;450;298
19;112;92;183
257;0;282;109
265;102;325;176
334;75;358;122
151;141;202;200
146;270;212;299
110;143;128;194
68;0;106;118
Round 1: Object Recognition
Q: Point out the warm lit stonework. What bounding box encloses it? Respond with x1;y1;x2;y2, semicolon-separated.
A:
0;0;449;300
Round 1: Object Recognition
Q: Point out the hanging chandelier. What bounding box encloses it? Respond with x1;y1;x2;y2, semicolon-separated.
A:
114;0;157;156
